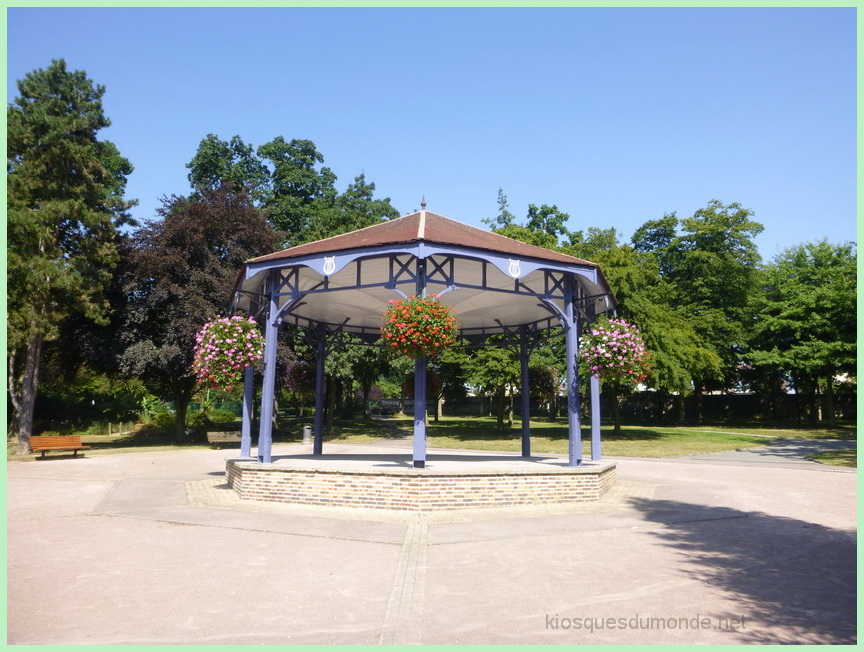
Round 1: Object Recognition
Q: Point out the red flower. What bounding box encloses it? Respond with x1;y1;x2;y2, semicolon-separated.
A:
380;295;459;359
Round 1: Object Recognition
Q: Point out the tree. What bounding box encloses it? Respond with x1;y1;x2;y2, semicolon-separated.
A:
465;342;520;432
482;187;516;230
350;346;391;419
7;59;135;453
746;240;857;425
565;226;721;422
256;136;337;244
118;186;281;440
630;213;678;275
429;346;470;421
630;201;764;410
493;223;559;250
528;361;561;420
488;199;571;250
186;134;399;247
305;173;399;242
673;201;764;319
526;203;571;244
486;194;758;423
187;134;270;203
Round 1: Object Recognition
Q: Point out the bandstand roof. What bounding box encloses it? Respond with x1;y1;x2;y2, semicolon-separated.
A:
232;208;616;340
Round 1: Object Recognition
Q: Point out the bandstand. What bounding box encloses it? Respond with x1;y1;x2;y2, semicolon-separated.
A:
226;202;619;509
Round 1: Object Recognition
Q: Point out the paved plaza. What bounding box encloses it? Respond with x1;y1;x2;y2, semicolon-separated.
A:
7;438;857;645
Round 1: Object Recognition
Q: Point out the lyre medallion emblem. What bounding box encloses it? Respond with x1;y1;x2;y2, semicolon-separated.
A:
507;259;521;278
323;256;336;276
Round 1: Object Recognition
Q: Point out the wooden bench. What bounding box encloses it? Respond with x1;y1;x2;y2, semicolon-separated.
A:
206;431;243;447
30;436;91;459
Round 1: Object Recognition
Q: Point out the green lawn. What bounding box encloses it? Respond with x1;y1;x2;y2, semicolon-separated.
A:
807;449;857;467
9;415;855;461
683;424;857;441
327;416;780;458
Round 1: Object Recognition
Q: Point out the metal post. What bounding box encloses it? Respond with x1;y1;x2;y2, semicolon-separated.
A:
413;356;427;468
257;274;279;464
413;257;427;468
590;374;601;460
241;365;254;458
564;277;583;467
313;323;326;456
520;326;531;458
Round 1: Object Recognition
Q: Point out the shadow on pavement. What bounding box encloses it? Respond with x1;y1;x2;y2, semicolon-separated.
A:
628;498;856;644
269;452;562;465
755;438;857;460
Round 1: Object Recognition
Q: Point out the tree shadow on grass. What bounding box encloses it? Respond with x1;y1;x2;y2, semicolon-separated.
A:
628;498;856;644
321;417;409;441
425;421;665;443
428;420;525;441
82;425;209;450
739;423;857;441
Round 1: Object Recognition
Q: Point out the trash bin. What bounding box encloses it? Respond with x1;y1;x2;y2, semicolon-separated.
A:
302;425;312;445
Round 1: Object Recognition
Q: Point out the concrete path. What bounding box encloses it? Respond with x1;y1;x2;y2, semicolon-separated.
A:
7;441;856;645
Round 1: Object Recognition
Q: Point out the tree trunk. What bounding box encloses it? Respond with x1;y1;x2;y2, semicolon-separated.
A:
362;386;371;419
693;382;704;424
506;391;514;428
326;375;336;434
434;394;443;423
340;379;354;419
496;386;506;432
609;386;622;434
810;378;820;424
769;375;780;421
824;371;837;427
173;390;190;443
9;331;44;455
791;373;802;424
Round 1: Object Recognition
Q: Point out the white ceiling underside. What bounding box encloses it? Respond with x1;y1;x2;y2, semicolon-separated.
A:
235;250;614;337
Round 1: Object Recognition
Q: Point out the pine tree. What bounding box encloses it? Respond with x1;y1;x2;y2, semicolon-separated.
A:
7;59;135;453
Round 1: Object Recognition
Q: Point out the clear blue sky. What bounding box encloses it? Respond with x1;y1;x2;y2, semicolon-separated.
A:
7;7;857;260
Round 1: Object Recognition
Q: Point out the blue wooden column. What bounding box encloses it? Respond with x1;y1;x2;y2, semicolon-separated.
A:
313;322;326;456
590;374;602;460
413;256;427;469
563;277;583;467
520;325;531;458
413;356;427;468
257;272;280;463
241;365;254;458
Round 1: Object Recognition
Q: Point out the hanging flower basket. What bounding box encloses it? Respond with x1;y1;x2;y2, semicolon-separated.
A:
381;295;459;359
580;318;652;385
192;315;264;391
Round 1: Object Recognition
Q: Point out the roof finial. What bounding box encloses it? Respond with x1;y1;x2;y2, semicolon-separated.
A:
420;195;427;211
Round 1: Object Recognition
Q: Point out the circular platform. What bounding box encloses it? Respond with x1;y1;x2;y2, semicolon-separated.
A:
226;453;617;511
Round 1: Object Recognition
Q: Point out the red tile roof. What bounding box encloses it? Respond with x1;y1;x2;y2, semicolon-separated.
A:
247;210;599;268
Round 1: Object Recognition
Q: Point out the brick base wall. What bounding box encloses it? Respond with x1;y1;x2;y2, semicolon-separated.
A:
226;460;617;511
